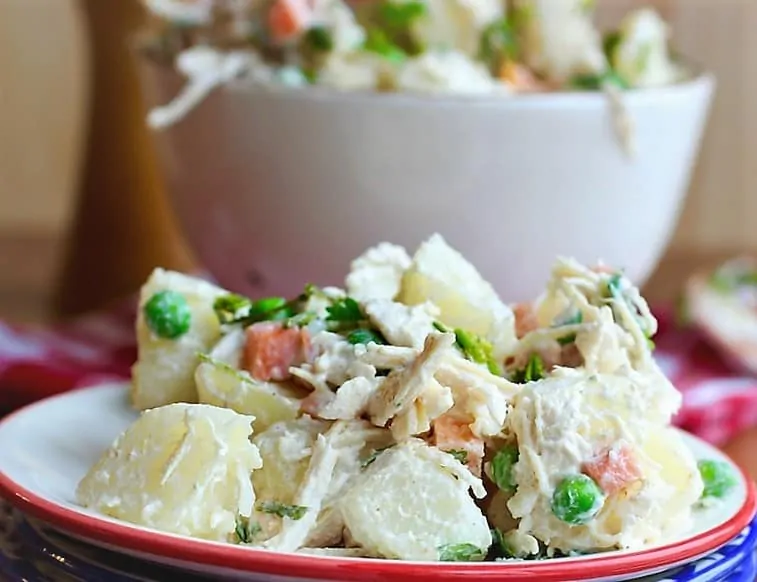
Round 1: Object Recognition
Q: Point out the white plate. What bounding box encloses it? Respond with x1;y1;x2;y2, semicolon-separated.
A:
0;383;754;582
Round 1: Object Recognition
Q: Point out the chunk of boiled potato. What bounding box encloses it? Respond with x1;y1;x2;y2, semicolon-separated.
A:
196;328;304;432
340;440;491;561
131;268;227;410
398;234;516;359
252;416;331;506
406;0;505;57
76;403;261;542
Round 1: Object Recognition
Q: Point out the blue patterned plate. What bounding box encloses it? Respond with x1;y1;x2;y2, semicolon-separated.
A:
0;500;755;582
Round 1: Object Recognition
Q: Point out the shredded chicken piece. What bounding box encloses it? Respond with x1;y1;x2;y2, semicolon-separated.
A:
436;355;519;438
415;442;487;499
148;47;265;129
304;420;394;548
262;432;340;552
390;379;454;440
523;257;657;373
367;332;456;427
355;343;418;369
302;376;379;421
363;300;439;349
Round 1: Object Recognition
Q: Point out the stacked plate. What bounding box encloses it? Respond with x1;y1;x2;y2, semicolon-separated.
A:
0;383;755;582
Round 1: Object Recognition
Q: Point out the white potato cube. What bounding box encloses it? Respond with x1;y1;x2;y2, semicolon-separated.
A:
196;328;303;432
76;403;261;542
131;268;227;410
340;440;491;561
399;234;517;358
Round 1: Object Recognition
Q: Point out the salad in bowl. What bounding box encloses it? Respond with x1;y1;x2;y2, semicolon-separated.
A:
77;234;737;562
140;0;688;128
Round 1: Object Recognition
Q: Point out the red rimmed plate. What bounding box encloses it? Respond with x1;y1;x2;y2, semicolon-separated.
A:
0;383;754;582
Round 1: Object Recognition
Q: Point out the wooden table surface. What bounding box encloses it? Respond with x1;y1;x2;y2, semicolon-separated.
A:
0;232;754;481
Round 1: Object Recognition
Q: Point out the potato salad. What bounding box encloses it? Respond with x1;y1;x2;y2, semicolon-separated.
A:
140;0;688;128
77;234;737;561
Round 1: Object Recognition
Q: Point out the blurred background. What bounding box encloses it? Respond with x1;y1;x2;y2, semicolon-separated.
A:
0;0;754;323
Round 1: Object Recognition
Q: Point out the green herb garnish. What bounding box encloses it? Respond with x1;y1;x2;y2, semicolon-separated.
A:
555;311;583;346
213;293;253;324
213;294;292;326
363;28;407;63
234;515;261;543
197;353;253;384
510;353;545;383
479;17;518;69
378;0;426;30
438;543;487;562
257;501;308;520
361;445;395;469
446;449;468;465
347;328;386;345
570;70;629;91
325;297;363;323
144;290;192;339
304;26;334;52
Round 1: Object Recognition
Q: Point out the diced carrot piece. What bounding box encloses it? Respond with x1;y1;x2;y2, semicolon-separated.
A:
267;0;313;42
243;321;312;382
513;302;539;339
582;443;644;495
432;413;485;477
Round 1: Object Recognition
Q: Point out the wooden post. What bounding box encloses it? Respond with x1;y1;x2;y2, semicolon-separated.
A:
53;0;196;319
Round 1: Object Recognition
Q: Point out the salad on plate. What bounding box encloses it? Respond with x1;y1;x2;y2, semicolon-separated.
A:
77;234;737;562
139;0;688;130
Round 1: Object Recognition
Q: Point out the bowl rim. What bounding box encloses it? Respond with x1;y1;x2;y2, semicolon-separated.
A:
138;49;716;111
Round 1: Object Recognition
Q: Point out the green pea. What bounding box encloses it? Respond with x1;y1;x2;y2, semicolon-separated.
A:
698;459;738;499
143;290;191;339
551;475;604;525
490;444;519;492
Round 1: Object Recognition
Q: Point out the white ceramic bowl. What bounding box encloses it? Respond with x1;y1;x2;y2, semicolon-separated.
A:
139;60;714;302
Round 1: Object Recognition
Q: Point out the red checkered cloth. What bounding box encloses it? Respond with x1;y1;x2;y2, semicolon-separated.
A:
0;303;756;445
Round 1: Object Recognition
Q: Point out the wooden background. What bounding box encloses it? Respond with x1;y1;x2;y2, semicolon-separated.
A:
0;0;755;320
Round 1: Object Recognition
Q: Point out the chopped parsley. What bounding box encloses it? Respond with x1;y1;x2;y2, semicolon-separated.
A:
304;26;334;52
234;515;261;544
326;297;363;323
438;542;487;562
378;0;426;30
213;294;294;326
363;28;407;63
433;322;501;375
256;501;308;520
479;17;518;70
510;353;545;383
361;445;395;469
603;30;622;61
489;528;510;558
347;328;387;345
569;69;629;91
197;353;254;384
445;449;468;464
